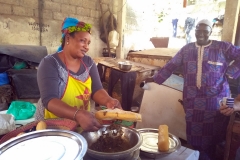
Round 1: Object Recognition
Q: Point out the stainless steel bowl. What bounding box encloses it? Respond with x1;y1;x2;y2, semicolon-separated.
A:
118;61;132;71
81;125;142;160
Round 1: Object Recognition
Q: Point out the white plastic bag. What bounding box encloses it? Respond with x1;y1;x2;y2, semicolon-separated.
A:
108;30;119;48
0;114;16;135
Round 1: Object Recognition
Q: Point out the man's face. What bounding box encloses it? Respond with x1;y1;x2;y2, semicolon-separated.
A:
195;24;212;45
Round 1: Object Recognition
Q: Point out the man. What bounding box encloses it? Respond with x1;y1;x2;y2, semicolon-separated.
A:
145;19;240;160
184;17;195;43
172;18;179;38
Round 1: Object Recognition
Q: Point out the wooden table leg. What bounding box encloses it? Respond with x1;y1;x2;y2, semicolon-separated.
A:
224;112;236;160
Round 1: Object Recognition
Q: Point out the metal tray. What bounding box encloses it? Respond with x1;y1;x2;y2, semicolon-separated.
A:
137;128;181;156
0;129;87;160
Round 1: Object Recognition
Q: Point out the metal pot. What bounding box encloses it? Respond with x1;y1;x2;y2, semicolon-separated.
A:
118;61;132;71
81;125;142;160
0;129;87;160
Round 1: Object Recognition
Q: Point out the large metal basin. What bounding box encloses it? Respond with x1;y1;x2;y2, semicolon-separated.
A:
81;125;142;160
0;129;87;160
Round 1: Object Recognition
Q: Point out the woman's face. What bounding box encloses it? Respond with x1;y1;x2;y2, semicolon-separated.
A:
67;31;91;59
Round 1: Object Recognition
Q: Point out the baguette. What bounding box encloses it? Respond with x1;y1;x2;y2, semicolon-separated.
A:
158;125;169;152
95;108;142;122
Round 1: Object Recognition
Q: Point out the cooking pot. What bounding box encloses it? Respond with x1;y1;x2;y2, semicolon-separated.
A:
0;129;87;160
81;125;142;160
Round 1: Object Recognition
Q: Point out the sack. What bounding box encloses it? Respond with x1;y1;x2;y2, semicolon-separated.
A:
0;85;12;111
7;101;36;120
0;114;16;135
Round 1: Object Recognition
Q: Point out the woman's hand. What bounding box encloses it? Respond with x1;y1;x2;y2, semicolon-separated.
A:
92;89;122;109
75;110;102;132
106;98;122;109
219;104;234;116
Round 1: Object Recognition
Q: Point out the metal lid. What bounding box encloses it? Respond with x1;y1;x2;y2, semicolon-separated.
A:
0;129;87;160
137;128;181;155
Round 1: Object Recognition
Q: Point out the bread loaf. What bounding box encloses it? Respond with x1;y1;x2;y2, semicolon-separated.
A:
16;132;25;137
95;108;142;122
36;121;47;130
158;125;169;152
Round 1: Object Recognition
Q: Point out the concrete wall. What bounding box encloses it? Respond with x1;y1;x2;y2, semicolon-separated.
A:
0;0;113;57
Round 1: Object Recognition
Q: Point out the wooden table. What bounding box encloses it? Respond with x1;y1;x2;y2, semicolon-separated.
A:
95;57;160;111
126;48;179;68
95;57;160;73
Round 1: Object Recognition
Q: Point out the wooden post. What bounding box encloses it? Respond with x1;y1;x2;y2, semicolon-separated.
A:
183;0;187;8
116;0;126;59
221;0;240;43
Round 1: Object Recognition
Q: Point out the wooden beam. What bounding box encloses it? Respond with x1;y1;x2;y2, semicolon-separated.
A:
221;0;240;43
116;0;126;59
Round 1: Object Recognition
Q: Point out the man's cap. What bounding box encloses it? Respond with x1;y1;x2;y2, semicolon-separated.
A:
196;19;212;29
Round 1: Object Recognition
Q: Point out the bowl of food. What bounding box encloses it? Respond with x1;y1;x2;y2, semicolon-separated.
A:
81;124;142;160
118;61;132;71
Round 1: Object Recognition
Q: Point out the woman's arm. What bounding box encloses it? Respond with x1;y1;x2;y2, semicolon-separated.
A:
92;89;122;109
37;56;60;109
87;57;122;109
47;98;77;119
48;98;102;131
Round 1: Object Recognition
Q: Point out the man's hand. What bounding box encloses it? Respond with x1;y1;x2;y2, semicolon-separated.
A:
219;104;234;116
220;95;240;116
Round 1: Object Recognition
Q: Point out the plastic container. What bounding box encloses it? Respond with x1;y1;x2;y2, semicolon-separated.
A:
0;72;9;86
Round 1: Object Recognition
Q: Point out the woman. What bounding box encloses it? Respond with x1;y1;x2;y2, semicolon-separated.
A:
35;17;121;132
